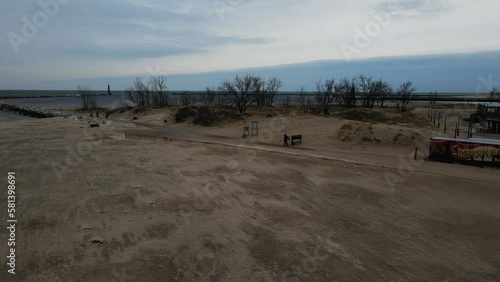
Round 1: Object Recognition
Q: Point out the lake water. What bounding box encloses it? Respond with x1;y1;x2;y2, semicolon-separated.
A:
0;90;131;109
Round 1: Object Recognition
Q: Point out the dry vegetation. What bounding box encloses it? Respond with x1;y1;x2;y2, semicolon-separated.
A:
175;106;242;126
332;107;429;127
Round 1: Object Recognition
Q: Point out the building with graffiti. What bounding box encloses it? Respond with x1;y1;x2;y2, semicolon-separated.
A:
429;137;500;167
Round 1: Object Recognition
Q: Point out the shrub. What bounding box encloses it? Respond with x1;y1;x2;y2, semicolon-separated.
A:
335;108;389;123
175;106;241;126
175;107;197;123
193;106;219;126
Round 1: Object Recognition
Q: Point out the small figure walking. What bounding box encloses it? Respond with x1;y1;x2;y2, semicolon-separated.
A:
284;134;289;147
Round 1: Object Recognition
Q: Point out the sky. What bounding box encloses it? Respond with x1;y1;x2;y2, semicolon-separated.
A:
0;0;499;91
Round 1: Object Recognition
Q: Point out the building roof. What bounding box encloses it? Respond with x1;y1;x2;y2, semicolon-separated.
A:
431;137;500;146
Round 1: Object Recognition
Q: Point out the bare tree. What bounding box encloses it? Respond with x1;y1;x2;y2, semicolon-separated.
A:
355;75;388;109
356;75;374;108
335;77;357;108
200;87;217;107
149;75;169;107
314;79;336;115
489;87;499;98
77;85;97;110
365;79;392;109
297;85;310;113
369;80;381;109
264;77;283;107
377;80;393;108
125;77;151;107
396;81;416;112
429;91;438;105
335;76;392;108
180;92;197;107
218;74;263;114
280;94;291;115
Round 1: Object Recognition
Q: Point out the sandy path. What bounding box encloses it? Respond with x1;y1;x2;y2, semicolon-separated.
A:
0;117;499;281
124;119;500;185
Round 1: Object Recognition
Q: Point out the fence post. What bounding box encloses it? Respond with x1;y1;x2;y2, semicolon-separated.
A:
444;114;447;133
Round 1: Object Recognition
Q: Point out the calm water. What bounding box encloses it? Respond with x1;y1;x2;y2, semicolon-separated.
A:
0;90;129;109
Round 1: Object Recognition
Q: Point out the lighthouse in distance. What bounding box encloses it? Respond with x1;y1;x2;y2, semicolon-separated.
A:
107;84;112;95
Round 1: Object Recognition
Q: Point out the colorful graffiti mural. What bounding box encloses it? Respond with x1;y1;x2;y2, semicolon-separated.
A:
429;137;500;167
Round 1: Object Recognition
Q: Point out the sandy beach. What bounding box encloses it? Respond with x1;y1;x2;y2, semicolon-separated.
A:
0;105;499;281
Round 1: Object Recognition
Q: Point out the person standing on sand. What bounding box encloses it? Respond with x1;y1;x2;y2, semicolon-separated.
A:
284;134;289;146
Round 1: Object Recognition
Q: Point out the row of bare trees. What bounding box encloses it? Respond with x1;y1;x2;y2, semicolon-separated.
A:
213;74;415;115
296;75;415;115
125;75;169;107
395;81;417;112
217;74;284;114
80;73;417;114
119;74;284;112
314;79;336;115
202;74;416;114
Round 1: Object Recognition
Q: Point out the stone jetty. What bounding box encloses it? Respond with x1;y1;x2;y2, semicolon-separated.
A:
0;103;112;124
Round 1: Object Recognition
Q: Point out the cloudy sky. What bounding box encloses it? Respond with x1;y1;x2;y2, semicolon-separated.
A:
0;0;499;90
